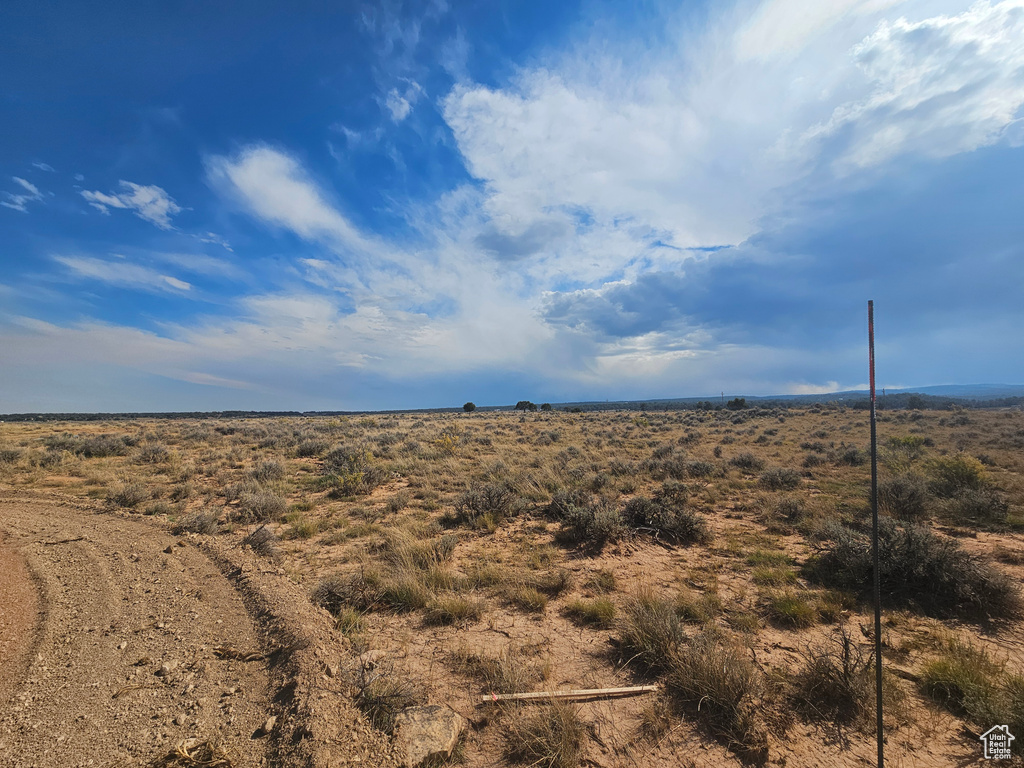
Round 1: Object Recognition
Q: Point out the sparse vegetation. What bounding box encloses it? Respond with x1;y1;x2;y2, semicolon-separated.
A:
6;405;1024;766
505;701;587;768
805;518;1021;621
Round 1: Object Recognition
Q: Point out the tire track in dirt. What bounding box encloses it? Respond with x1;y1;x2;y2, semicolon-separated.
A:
0;492;405;768
0;494;280;767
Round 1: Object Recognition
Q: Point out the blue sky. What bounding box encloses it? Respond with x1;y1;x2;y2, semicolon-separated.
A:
2;0;1023;412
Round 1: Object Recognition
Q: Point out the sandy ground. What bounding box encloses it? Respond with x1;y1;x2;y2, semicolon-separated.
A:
0;492;403;768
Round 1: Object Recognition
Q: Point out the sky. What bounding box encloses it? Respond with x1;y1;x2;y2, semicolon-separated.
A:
2;0;1023;412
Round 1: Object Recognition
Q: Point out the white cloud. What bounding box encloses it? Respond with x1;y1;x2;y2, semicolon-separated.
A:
55;255;192;293
80;180;182;229
2;176;44;212
206;145;375;255
385;88;412;121
804;0;1024;169
31;162;56;172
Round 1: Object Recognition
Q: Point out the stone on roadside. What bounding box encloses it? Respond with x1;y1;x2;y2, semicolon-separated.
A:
394;705;466;768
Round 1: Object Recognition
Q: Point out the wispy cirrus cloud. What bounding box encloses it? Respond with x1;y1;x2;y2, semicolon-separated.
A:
2;177;44;212
54;255;192;293
81;180;182;229
206;145;375;255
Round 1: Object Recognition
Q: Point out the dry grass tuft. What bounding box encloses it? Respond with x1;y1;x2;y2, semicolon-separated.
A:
504;701;588;768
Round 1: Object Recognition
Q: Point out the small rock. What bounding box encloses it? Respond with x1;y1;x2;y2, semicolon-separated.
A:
163;545;173;554
261;715;277;734
156;661;178;677
325;663;340;679
117;641;127;651
394;705;467;768
174;714;186;726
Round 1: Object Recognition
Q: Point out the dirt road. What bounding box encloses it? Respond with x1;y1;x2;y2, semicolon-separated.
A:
0;493;400;768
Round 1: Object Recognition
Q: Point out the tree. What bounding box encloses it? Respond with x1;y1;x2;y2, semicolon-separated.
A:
515;400;537;412
463;402;476;412
726;397;747;411
540;403;552;411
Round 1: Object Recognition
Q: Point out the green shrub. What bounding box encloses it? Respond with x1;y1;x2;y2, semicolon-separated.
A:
941;487;1009;528
805;519;1021;621
921;638;1024;739
107;480;148;508
506;586;548;613
758;467;801;491
449;483;522;530
563;597;616;628
878;473;930;520
766;592;818;628
729;453;765;472
928;454;987;498
555;498;625;548
424;595;483;626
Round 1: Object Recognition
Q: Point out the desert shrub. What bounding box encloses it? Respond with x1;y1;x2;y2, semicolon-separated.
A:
0;447;23;463
505;701;587;768
283;514;318;540
752;567;797;587
623;496;710;545
802;454;826;468
456;644;533;694
171;510;219;535
423;595;483;626
927;454;987;497
241;525;280;558
805;519;1021;621
355;665;420;733
312;574;357;615
685;459;717;478
834;446;867;466
555;498;625;548
877;473;929;520
107;480;149;508
506;586;548;613
758;467;801;491
765;592;818;627
790;628;904;731
237;490;286;522
134;443;170;464
562;597;616;628
384;491;410;514
249;459;285;483
674;591;722;625
449;483;522;530
321;445;388;496
585;569;617;593
729;453;765;472
334;606;364;636
618;587;686;675
296;438;329;457
940;486;1009;528
663;630;768;762
922;638;1024;738
79;433;132;458
169;481;194;502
